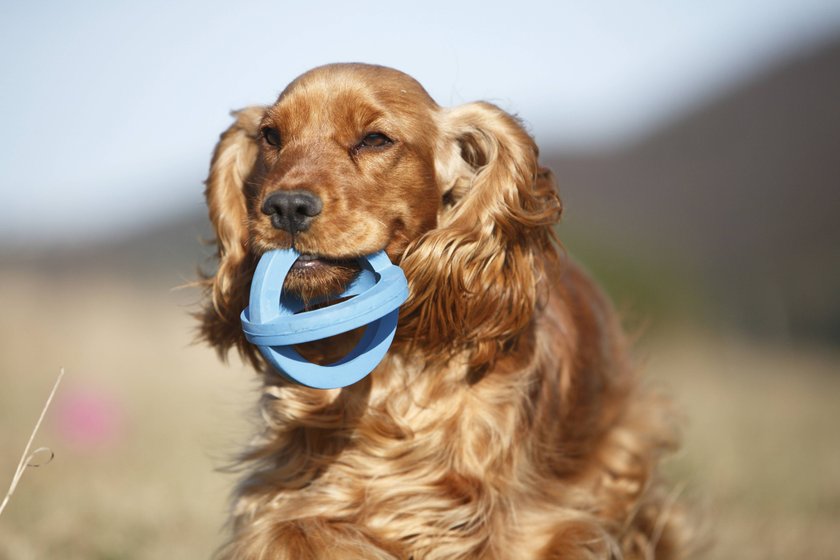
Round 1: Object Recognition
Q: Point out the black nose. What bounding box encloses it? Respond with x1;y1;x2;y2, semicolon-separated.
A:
261;190;323;233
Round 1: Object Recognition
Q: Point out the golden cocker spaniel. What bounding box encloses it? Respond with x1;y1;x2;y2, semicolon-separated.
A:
199;63;689;559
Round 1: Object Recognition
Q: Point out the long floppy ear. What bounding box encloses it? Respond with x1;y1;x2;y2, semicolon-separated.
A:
399;102;562;371
198;106;265;366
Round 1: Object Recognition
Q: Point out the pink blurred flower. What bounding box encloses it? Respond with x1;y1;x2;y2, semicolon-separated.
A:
54;386;123;450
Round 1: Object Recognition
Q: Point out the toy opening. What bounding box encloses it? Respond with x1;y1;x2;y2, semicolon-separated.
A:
292;324;367;366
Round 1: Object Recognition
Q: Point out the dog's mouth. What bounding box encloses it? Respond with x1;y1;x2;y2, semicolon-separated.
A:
290;253;358;273
280;252;362;304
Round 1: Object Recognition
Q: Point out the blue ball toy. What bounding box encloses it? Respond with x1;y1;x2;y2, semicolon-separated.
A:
240;249;409;389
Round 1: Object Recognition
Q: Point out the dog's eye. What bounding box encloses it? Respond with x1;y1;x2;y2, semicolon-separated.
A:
261;127;281;147
357;132;393;149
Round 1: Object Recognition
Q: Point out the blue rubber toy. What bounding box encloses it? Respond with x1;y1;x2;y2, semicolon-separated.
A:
240;249;409;389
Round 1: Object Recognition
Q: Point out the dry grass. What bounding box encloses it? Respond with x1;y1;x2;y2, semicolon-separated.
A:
0;271;255;559
642;330;840;559
0;270;838;559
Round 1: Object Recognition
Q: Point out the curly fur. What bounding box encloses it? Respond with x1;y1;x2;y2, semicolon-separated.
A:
198;63;691;559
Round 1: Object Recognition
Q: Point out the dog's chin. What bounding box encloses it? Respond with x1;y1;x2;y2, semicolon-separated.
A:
281;257;361;305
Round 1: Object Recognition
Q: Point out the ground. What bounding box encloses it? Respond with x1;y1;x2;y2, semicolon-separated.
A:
0;271;838;559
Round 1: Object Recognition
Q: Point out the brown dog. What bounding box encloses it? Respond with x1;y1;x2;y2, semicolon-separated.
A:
199;63;688;559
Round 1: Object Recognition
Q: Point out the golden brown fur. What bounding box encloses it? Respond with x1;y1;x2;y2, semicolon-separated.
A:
198;63;690;559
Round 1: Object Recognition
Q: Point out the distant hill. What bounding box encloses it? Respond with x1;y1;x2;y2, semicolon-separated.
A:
0;210;214;293
4;35;838;344
550;35;840;343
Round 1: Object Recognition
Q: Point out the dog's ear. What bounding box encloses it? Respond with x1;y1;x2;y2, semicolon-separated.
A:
399;102;562;371
198;106;265;366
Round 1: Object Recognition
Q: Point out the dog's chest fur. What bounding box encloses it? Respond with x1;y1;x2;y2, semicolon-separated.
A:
233;343;577;559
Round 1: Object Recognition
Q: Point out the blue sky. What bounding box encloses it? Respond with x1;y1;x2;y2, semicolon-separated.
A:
2;0;840;243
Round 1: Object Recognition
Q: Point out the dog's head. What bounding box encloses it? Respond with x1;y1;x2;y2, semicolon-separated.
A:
200;63;561;371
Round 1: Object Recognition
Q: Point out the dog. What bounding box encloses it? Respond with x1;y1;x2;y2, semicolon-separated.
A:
198;63;689;559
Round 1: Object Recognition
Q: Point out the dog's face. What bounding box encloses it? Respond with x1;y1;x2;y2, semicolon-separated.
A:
246;65;441;299
201;63;561;369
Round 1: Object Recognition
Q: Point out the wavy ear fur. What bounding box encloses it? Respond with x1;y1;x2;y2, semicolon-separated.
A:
198;106;265;367
399;102;563;371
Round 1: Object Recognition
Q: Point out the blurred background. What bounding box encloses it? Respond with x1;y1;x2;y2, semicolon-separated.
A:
1;1;838;558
